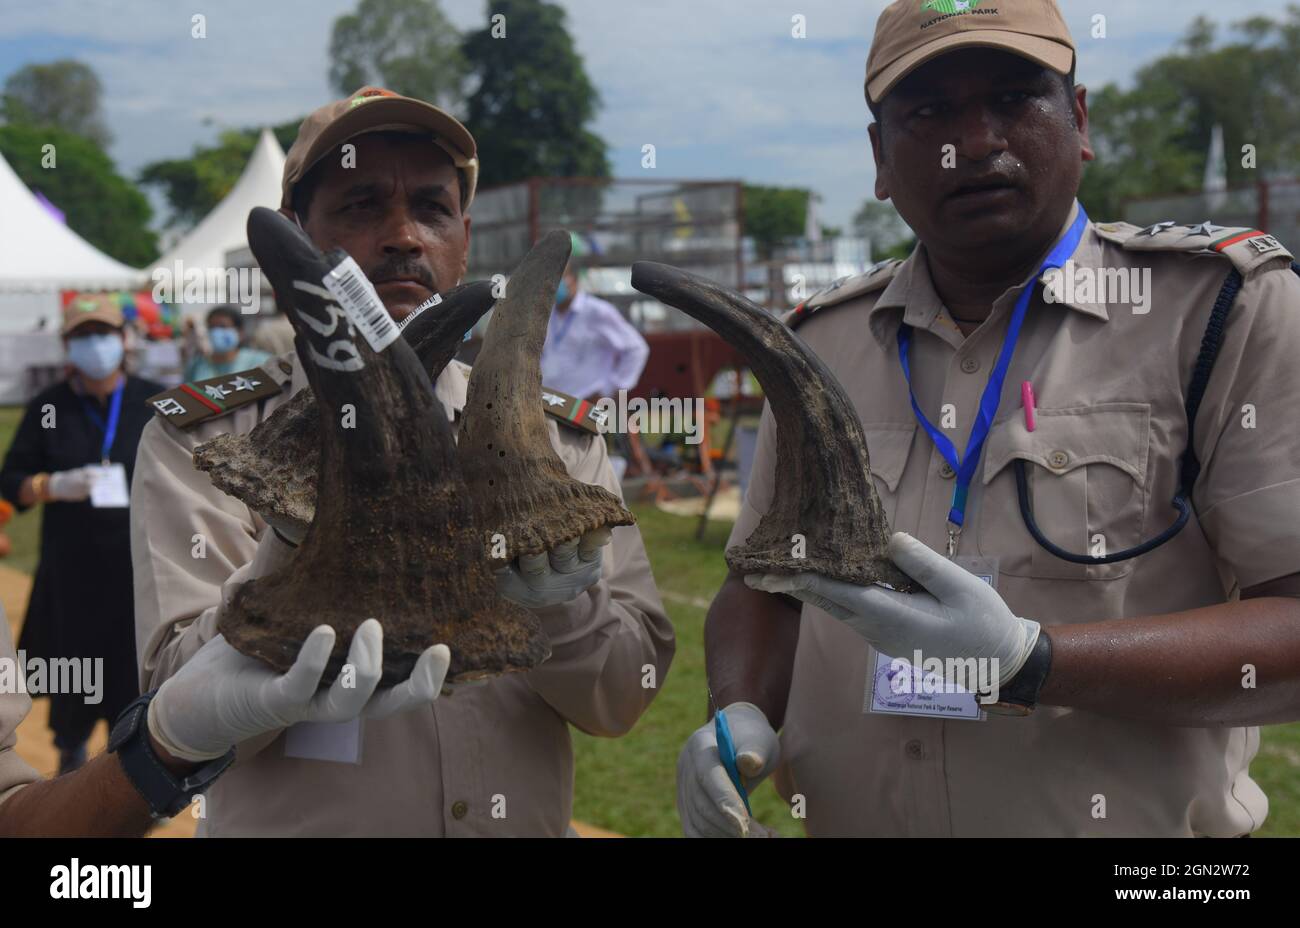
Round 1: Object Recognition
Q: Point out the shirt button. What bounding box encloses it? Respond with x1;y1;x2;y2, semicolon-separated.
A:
1048;450;1069;469
960;357;980;374
939;462;955;479
451;801;468;819
905;740;924;759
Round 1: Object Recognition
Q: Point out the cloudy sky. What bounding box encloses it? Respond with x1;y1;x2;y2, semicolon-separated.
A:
0;0;1291;229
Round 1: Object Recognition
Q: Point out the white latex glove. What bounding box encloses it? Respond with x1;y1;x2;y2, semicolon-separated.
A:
676;702;780;838
47;465;99;502
147;619;451;762
746;531;1040;688
495;528;611;609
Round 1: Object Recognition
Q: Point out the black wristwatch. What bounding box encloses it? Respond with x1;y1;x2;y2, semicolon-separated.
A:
107;690;236;819
984;632;1053;716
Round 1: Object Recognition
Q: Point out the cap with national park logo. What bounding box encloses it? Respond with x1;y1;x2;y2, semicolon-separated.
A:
865;0;1076;104
281;86;479;211
61;292;124;335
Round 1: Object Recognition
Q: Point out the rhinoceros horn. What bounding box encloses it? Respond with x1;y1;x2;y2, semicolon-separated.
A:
458;230;635;560
217;207;548;684
192;279;497;537
629;261;912;591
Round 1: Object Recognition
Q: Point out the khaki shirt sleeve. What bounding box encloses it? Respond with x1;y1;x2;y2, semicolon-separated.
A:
0;604;40;809
524;422;675;737
1192;265;1300;589
131;416;295;692
728;401;778;551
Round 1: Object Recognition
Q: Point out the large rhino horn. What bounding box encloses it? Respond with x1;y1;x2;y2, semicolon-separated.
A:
629;261;912;591
458;230;635;560
193;278;497;537
217;206;548;684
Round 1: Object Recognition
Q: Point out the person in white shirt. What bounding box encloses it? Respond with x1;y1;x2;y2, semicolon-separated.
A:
540;261;649;403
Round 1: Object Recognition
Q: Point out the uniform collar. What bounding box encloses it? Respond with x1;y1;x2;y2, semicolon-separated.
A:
868;201;1107;346
1034;201;1108;322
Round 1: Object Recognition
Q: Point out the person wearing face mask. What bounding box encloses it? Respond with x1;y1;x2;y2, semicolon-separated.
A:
182;306;271;383
0;295;164;774
539;255;649;406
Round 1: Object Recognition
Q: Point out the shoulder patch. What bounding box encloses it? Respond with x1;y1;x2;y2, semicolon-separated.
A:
145;364;289;430
1093;219;1294;278
540;386;603;435
783;258;902;329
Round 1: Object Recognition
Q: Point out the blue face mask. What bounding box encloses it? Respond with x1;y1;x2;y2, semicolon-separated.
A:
67;333;124;380
209;327;240;354
555;279;571;306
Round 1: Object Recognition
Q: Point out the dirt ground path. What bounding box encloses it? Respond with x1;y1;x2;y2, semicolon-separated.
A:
1;564;617;838
1;564;195;837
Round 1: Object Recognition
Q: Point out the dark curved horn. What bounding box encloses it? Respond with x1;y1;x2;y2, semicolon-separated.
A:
194;278;497;537
630;261;912;591
218;207;547;684
403;279;496;378
458;230;634;560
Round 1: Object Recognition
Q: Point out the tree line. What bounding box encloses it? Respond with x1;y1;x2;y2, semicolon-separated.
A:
2;6;1297;268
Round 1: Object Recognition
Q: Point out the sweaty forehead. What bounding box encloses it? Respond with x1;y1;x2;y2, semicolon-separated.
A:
890;48;1050;103
314;134;458;195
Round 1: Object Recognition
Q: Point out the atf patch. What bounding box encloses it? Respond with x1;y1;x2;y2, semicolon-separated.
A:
145;366;286;430
541;386;604;435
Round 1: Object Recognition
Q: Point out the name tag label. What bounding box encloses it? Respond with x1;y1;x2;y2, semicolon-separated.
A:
863;556;998;722
283;718;364;764
89;463;129;508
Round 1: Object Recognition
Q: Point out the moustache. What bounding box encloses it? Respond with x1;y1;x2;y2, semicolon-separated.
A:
366;257;438;294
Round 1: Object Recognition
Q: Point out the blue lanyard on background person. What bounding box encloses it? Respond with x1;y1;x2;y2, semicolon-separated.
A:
79;379;125;465
896;205;1090;558
549;303;579;349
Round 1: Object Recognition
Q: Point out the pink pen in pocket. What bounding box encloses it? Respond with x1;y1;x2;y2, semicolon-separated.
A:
1021;381;1036;432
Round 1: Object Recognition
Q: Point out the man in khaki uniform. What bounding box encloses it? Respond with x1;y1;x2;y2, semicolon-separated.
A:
679;0;1300;837
131;89;673;836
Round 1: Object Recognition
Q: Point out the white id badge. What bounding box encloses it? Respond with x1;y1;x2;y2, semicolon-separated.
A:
89;463;130;508
864;556;999;721
283;719;364;764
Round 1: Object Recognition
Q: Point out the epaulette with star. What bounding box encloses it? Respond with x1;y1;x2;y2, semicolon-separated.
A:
145;363;290;430
1094;220;1294;278
539;386;604;435
783;258;903;330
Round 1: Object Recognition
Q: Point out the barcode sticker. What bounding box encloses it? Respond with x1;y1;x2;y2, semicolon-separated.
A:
397;292;442;331
322;256;399;353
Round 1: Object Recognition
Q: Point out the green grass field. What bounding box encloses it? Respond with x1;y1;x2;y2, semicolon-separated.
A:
2;404;1297;836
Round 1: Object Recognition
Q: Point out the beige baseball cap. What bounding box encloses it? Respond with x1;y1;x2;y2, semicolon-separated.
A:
281;86;479;212
865;0;1075;105
62;293;124;335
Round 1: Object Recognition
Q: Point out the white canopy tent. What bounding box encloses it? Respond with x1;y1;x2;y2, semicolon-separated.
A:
0;147;145;332
0;148;150;401
146;127;285;318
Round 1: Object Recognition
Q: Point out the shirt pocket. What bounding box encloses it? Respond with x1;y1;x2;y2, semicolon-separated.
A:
975;403;1151;580
862;423;916;528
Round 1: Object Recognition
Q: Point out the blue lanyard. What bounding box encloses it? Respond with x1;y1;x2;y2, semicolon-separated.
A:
896;205;1089;554
550;305;578;348
80;380;125;465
